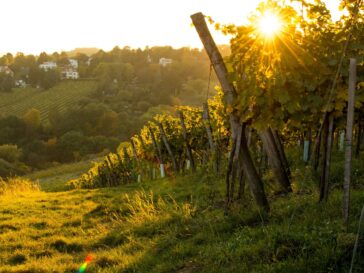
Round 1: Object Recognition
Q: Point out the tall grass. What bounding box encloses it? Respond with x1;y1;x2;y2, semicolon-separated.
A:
0;177;40;196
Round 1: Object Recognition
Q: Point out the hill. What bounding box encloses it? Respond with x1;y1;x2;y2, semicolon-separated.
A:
66;47;100;57
0;81;97;122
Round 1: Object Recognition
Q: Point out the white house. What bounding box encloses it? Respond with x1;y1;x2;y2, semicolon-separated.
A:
15;79;27;88
86;57;92;66
69;59;78;69
159;58;173;67
61;67;79;79
39;61;57;71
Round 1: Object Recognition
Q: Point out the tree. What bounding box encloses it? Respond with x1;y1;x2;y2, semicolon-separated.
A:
23;108;41;138
0;73;15;92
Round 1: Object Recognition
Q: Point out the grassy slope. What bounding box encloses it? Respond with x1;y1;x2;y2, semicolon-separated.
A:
0;170;363;273
25;159;97;192
0;81;97;122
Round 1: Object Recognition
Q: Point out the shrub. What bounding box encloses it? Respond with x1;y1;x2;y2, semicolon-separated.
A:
0;144;22;163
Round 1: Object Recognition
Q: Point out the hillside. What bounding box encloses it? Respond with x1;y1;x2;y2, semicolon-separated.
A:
0;81;97;122
0;172;363;273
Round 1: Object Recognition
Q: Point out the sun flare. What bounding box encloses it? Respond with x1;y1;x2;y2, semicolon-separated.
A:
258;12;282;37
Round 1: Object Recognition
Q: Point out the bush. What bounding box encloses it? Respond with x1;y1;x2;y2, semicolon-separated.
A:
0;144;22;163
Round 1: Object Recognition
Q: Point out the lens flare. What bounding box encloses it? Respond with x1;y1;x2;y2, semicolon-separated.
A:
258;12;282;37
78;254;93;273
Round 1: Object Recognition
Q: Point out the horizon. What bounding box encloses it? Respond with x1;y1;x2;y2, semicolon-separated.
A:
1;0;342;56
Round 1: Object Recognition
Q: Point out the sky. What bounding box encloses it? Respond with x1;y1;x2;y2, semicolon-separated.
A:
0;0;342;55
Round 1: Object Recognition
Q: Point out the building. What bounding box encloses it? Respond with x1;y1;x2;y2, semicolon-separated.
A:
39;61;57;71
15;79;27;88
86;57;92;66
0;66;14;77
61;67;79;79
69;59;78;69
159;58;173;67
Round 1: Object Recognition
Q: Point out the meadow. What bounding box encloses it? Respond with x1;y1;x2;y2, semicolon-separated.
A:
0;156;363;273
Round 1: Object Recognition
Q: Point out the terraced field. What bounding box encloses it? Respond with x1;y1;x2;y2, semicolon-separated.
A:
0;81;97;122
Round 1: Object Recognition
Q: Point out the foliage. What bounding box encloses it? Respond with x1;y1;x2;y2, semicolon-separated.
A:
222;0;364;131
0;144;22;163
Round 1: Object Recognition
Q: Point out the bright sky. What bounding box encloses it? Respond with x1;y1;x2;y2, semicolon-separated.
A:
0;0;341;55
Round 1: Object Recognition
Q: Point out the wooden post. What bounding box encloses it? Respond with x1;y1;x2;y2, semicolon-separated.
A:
319;113;334;202
191;12;269;212
149;127;162;162
303;129;312;163
202;103;218;172
138;135;146;151
313;129;322;171
178;110;196;172
355;114;362;158
149;126;165;178
272;129;291;178
343;58;356;226
158;122;179;174
230;124;243;201
339;130;345;151
202;103;215;151
259;128;292;193
226;136;237;205
130;139;141;182
130;139;139;161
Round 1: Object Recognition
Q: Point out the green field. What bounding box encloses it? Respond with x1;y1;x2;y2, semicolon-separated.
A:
0;81;97;122
0;168;363;273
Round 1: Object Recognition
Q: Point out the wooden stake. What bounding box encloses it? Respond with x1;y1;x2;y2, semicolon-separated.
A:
260;128;292;193
158;122;179;174
272;129;291;178
191;12;269;212
178;110;196;172
149;126;162;164
355;114;362;158
319;113;334;202
343;58;356;226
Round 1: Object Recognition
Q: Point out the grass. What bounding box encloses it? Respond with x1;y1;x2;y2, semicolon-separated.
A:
25;159;97;192
0;81;97;122
0;177;40;196
0;166;363;273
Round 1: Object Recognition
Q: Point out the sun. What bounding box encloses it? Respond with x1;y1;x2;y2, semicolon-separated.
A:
258;12;282;37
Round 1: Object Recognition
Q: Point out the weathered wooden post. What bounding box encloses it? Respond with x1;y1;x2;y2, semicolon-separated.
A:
130;139;142;183
319;113;334;202
158;122;179;174
355;115;362;158
272;129;291;178
339;130;345;151
191;12;269;212
149;126;165;178
343;58;356;227
303;129;312;163
259;129;292;193
178;110;196;172
202;102;218;172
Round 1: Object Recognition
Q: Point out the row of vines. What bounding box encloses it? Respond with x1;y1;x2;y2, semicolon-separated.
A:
70;1;364;220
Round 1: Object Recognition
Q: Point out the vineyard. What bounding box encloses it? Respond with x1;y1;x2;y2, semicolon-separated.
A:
66;3;364;270
0;81;97;122
1;1;363;272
